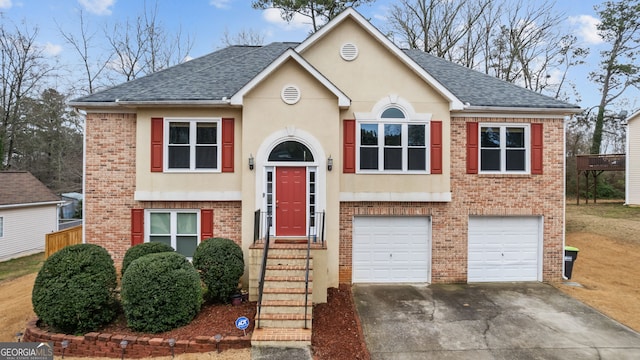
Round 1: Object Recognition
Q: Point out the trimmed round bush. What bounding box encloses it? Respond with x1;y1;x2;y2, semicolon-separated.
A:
32;244;118;334
121;252;202;333
121;242;174;276
193;237;244;303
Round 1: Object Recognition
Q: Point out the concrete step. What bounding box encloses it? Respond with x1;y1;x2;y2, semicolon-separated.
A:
264;265;310;277
266;254;312;267
251;328;311;348
257;313;312;329
262;287;311;301
263;276;311;289
259;300;312;315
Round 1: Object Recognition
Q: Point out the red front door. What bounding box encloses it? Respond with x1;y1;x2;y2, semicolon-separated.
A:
276;167;306;236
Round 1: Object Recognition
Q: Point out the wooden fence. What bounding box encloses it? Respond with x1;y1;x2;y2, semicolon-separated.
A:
45;225;82;258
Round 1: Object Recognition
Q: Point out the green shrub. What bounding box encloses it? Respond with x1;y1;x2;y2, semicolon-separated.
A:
121;252;202;333
193;238;244;303
32;244;118;334
121;242;174;276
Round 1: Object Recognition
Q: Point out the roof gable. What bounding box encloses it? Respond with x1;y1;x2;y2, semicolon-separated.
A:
0;171;60;206
230;49;350;108
295;8;464;111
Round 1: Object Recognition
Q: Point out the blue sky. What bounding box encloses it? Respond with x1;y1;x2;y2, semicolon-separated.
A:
1;0;638;111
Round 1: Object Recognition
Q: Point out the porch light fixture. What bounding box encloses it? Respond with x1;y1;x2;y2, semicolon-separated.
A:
120;340;128;360
214;334;222;353
168;338;176;358
327;156;333;171
61;340;69;359
249;154;254;170
15;332;22;342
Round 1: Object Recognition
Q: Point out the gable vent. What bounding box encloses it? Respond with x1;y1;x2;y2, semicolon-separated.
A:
340;43;358;61
281;85;301;105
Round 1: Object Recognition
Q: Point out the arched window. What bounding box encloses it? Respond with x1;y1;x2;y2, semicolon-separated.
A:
268;141;314;162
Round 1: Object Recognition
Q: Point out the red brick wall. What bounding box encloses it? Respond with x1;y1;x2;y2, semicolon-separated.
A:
339;117;565;283
84;113;242;267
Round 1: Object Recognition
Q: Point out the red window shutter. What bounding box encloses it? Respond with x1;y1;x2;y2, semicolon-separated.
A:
150;118;163;172
531;123;543;175
131;209;144;246
430;121;443;174
343;119;356;173
222;118;234;173
466;122;479;174
201;209;214;240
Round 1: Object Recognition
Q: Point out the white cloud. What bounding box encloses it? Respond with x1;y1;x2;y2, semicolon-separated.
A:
210;0;231;9
262;8;313;31
569;15;603;45
78;0;115;16
0;0;12;9
42;42;63;56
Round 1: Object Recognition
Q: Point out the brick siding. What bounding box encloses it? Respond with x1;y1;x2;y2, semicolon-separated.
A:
84;113;241;268
339;117;565;283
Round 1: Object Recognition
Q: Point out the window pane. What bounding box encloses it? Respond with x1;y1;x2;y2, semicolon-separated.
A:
480;149;501;171
506;127;525;148
506;149;526;171
150;236;172;248
481;127;500;148
408;148;426;170
408;125;425;146
360;124;378;145
177;213;197;234
384;124;402;146
197;123;217;144
196;146;217;168
268;141;314;162
384;148;402;170
0;218;4;237
177;236;198;258
150;213;170;234
309;171;315;182
360;147;378;169
169;122;189;144
381;107;405;118
169;146;190;168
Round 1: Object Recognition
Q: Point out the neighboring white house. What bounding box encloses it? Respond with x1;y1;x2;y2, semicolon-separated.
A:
0;171;61;261
627;110;640;206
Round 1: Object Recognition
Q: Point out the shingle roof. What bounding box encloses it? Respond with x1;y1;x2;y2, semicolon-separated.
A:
71;42;578;110
0;171;60;206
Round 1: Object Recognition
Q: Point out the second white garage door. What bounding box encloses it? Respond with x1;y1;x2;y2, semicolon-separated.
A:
353;216;430;283
468;216;541;282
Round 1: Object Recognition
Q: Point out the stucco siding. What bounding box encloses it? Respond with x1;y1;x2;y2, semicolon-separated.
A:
0;204;58;261
628;115;640;205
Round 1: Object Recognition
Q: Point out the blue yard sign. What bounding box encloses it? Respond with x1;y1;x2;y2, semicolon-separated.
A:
236;316;250;336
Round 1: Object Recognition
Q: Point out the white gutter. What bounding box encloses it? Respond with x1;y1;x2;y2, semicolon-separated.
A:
69;99;234;109
454;105;583;115
0;200;63;210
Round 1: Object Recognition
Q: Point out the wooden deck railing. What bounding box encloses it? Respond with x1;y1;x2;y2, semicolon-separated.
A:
45;225;82;258
576;154;625;171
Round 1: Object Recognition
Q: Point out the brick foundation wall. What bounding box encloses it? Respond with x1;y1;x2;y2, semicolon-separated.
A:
23;319;249;358
339;117;565;284
84;113;242;268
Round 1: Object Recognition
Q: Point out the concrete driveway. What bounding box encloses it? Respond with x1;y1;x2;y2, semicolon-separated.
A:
353;283;640;359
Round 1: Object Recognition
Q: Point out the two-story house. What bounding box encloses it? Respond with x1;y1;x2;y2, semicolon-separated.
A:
71;8;580;307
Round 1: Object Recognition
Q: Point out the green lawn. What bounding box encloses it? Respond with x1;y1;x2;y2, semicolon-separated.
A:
0;252;44;283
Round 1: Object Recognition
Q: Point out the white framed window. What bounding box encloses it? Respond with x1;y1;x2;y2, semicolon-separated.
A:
0;216;3;238
165;118;221;172
479;124;530;174
357;106;429;173
146;210;200;258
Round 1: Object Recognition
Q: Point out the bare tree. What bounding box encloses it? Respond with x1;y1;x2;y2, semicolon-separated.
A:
0;18;55;169
58;10;111;94
221;27;265;46
105;1;193;82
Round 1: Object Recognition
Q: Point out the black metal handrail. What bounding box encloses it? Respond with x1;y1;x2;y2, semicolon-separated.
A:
255;210;272;329
304;210;324;328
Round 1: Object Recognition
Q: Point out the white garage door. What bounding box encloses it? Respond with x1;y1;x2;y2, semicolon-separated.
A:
468;216;541;282
353;216;430;283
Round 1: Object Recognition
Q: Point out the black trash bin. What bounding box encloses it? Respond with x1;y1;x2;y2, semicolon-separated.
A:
564;246;579;279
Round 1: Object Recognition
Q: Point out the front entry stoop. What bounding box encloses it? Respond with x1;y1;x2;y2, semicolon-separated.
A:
252;243;313;350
